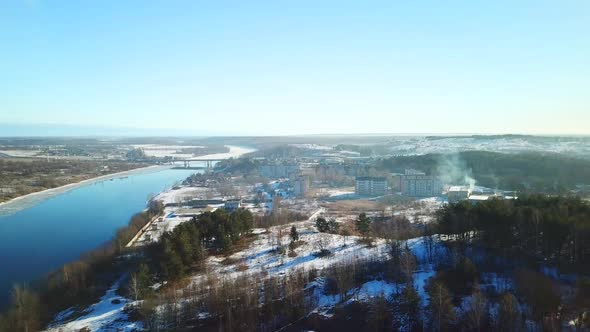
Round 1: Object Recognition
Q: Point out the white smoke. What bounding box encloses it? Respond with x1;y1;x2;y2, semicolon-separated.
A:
437;153;476;190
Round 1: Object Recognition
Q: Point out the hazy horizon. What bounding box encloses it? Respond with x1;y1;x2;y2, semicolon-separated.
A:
1;122;589;138
1;1;589;135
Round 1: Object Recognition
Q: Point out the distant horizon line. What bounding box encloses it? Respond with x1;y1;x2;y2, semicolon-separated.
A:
1;133;590;139
0;122;589;138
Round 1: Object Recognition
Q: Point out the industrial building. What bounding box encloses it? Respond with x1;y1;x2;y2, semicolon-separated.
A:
447;186;472;203
355;176;387;196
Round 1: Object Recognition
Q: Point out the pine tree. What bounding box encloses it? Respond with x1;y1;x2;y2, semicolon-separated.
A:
395;283;421;331
161;236;184;279
175;230;194;266
290;226;299;242
315;217;329;232
356;212;372;236
328;218;340;233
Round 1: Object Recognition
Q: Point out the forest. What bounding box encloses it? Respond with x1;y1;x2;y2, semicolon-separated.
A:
129;198;590;331
379;151;590;193
435;195;590;270
2;194;590;331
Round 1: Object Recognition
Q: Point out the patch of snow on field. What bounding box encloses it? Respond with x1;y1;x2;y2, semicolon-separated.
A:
189;145;256;160
413;266;435;306
193;218;386;285
394;198;444;224
290;144;333;151
251;228;267;235
155;186;209;205
353;280;398;302
0;149;42;157
46;279;141;332
131;144;204;158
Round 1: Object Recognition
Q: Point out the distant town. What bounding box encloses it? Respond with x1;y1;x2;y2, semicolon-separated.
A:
1;135;590;331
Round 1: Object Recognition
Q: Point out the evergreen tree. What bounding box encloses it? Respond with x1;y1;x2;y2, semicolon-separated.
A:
315;217;330;232
394;283;421;331
290;226;299;242
216;224;232;252
161;235;184;279
175;230;194;266
328;218;340;233
356;212;372;236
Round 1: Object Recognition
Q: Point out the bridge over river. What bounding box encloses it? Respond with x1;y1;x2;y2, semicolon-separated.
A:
169;158;225;169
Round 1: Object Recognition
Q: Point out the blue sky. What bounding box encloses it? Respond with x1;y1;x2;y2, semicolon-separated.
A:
0;1;589;136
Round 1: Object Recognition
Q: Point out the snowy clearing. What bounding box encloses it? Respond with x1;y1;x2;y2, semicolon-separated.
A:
46;278;142;332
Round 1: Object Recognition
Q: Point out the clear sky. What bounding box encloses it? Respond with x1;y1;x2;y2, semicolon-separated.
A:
1;1;589;136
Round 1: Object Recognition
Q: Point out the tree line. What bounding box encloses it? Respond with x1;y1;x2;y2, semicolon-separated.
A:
378;151;590;193
151;209;254;281
436;195;590;268
0;199;164;332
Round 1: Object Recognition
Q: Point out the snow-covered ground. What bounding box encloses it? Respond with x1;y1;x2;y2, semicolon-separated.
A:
204;227;387;280
154;186;211;205
289;144;333;151
131;144;205;158
46;278;142;332
46;224;440;331
0;149;42;157
188;145;256;160
305;236;437;317
131;144;256;160
187;208;396;284
135;215;195;245
387;136;590;157
393;197;446;224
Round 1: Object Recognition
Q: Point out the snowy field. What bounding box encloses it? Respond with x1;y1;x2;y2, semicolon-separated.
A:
188;145;256;160
154;186;211;205
393;196;446;224
198;221;388;282
46;219;447;331
130;144;205;158
0;149;42;157
387;136;590;157
130;145;255;160
45;278;142;332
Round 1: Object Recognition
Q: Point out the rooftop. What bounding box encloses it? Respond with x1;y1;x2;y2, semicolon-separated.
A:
449;186;471;192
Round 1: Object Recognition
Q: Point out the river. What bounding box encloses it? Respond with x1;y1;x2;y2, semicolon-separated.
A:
0;145;255;307
0;167;199;306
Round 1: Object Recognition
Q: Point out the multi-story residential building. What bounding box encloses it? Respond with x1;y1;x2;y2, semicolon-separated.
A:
404;168;426;176
258;162;300;179
292;176;310;197
355;176;387;196
402;174;443;197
